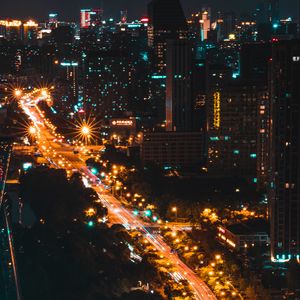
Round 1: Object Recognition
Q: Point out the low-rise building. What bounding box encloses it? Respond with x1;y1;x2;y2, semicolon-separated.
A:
217;219;270;251
140;131;205;170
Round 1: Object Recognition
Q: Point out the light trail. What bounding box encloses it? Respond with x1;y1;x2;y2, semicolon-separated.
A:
19;90;217;300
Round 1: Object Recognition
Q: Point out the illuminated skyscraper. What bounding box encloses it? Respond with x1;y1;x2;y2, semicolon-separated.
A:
49;13;58;28
269;40;300;262
80;8;103;29
268;0;280;23
200;8;211;41
60;61;79;105
147;0;187;123
120;10;128;23
0;20;22;42
23;20;38;45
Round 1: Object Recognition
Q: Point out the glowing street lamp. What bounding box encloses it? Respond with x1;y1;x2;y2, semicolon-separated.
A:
14;89;22;97
28;126;37;135
41;89;48;97
172;206;178;221
81;125;90;135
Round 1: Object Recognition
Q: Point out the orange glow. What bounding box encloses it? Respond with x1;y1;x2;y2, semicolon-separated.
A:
24;20;38;27
0;20;22;27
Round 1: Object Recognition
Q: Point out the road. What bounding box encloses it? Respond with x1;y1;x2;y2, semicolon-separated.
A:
19;90;217;300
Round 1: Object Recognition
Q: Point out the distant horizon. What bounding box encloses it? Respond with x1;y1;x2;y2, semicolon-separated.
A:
0;0;299;22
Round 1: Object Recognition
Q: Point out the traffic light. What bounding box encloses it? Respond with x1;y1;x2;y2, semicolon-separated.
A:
152;216;158;222
133;210;139;216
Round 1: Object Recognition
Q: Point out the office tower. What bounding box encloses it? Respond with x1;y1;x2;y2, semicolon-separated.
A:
120;10;128;23
256;0;279;24
23;20;38;45
235;21;257;42
0;20;22;42
207;42;271;181
268;0;279;24
148;0;187;72
49;13;58;28
200;8;211;41
221;12;236;39
191;61;206;131
80;9;92;28
269;40;300;262
147;0;187;124
207;83;269;178
166;39;192;132
81;50;129;119
240;42;271;83
80;8;103;29
60;61;79;106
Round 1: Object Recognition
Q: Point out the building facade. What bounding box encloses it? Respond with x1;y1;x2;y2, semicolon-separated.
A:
141;131;204;170
269;40;300;262
166;39;192;132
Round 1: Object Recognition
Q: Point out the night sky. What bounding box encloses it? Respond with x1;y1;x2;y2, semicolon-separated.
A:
0;0;299;21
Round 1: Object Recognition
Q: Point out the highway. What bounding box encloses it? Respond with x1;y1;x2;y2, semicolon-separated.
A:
19;89;217;300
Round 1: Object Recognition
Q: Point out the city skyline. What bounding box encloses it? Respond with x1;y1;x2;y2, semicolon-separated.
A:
0;0;299;21
0;0;299;298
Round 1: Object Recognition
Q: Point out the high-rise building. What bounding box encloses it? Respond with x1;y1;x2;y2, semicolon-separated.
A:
240;42;271;83
200;8;211;41
0;20;22;42
148;0;187;73
221;12;237;39
269;40;300;262
147;0;187;124
49;13;58;28
60;61;79;106
80;8;103;29
120;10;128;23
268;0;280;24
166;39;192;132
207;83;269;179
23;20;38;45
206;42;271;181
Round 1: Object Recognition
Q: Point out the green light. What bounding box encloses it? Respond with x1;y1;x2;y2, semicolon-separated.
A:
153;216;158;222
88;221;94;227
233;150;240;155
145;210;152;217
128;24;141;28
151;75;166;79
91;168;98;175
133;210;139;216
23;162;32;170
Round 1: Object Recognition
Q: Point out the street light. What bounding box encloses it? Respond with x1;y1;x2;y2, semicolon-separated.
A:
80;125;91;146
14;89;22;97
172;206;178;222
41;89;48;97
81;125;90;135
28;126;37;135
